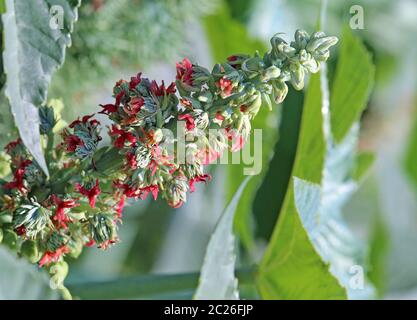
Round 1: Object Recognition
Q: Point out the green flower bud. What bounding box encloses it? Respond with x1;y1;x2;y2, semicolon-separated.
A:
166;178;188;208
290;63;305;91
193;110;209;130
88;214;116;246
272;80;289;104
306;34;338;53
3;229;18;250
46;231;68;252
135;145;152;168
260;66;281;82
21;240;41;263
294;29;310;49
39;106;57;135
244;93;262;117
242;56;263;73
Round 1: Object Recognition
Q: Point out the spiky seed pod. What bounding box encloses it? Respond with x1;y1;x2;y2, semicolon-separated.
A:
88;214;117;247
13;201;51;239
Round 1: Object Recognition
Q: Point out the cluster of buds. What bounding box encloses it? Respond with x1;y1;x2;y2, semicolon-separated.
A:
0;30;337;294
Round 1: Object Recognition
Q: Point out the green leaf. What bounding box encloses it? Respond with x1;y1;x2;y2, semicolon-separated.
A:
203;1;278;250
258;28;376;299
253;88;303;242
194;177;250;300
257;73;347;299
404;94;417;190
330;26;375;143
368;204;389;298
0;247;57;299
353;151;375;182
2;0;81;175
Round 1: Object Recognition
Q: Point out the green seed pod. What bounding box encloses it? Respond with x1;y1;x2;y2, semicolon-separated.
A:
272;80;289;104
0;228;3;243
21;240;41;263
260;66;281;82
290;63;305;91
245;93;262;117
294;29;310;49
241;56;263;73
3;229;18;250
88;214;116;246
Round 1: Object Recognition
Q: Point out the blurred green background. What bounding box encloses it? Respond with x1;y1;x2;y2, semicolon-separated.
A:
2;0;417;299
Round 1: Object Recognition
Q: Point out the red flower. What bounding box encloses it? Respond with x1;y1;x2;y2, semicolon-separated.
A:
231;135;245;152
50;194;78;229
115;90;125;106
116;195;125;218
129;72;142;90
180;98;193;109
113;180;140;198
109;125;137;149
199;148;222;165
4;138;21;154
39;245;70;267
65;135;84;152
189;174;211;193
113;181;158;200
99;104;118;115
69;114;99;128
139;185;159;200
99;239;117;249
4;159;32;193
176;58;193;86
226;128;245;152
216;76;233;97
150;80;176;96
75;179;101;208
125;151;137;169
15;225;26;236
178;113;195;131
124;97;144;115
85;239;96;247
168;200;184;209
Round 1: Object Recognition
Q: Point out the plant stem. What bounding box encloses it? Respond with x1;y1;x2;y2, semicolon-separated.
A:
45;132;55;173
66;266;257;300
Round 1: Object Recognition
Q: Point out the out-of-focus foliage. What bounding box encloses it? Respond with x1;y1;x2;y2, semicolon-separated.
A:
0;247;57;299
49;0;218;119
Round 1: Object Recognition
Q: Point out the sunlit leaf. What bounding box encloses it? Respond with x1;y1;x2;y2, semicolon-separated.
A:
330;26;375;143
257;73;346;299
194;177;250;300
1;0;81;175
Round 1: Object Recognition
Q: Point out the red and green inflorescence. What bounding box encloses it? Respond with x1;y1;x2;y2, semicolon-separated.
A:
0;30;337;279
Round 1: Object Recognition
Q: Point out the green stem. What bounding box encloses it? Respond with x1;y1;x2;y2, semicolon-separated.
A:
45;132;55;173
66;266;257;300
